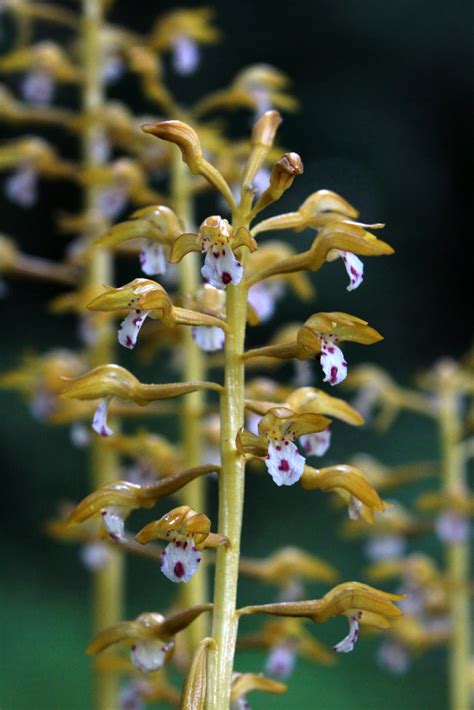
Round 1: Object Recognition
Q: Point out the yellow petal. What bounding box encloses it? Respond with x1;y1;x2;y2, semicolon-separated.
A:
301;464;386;514
169;232;201;263
230;674;287;703
286;387;364;426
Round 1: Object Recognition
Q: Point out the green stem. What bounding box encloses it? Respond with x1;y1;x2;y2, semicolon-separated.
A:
172;146;207;655
438;376;470;710
82;2;123;708
206;252;248;709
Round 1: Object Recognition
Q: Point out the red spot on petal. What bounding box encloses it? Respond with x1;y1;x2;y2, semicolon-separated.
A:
278;459;290;472
330;366;338;384
222;272;232;284
131;644;136;651
174;561;185;578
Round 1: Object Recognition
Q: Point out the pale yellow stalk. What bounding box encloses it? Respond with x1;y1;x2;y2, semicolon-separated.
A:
82;2;123;708
438;375;470;710
171;146;207;652
206;223;248;710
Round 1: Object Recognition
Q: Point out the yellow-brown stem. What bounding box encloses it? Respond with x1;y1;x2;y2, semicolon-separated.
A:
172;146;207;653
438;378;471;710
82;2;123;708
206;253;248;710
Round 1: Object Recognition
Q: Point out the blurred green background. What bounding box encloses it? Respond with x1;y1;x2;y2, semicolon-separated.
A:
0;0;472;708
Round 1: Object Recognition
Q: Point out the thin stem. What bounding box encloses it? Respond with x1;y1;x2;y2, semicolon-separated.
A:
206;248;248;710
172;146;207;654
81;2;123;709
438;377;471;710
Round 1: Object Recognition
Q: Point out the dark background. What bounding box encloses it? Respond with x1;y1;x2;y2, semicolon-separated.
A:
0;1;472;708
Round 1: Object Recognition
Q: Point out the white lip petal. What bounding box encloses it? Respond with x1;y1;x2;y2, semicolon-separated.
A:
160;536;202;583
320;339;348;386
333;614;360;653
92;397;113;437
100;506;126;543
201;247;243;290
172;34;200;75
139;241;167;276
5;166;38;208
21;69;55;105
192;325;225;352
130;639;172;673
265;643;297;679
265;439;305;487
118;309;150;349
299;429;331;457
339;251;364;291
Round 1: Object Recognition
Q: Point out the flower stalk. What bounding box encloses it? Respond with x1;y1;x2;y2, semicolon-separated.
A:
206;219;249;709
438;370;470;710
171;144;209;653
81;1;123;708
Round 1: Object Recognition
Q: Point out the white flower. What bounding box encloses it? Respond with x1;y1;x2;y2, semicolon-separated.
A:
21;69;55;105
92;397;113;437
102;55;125;85
139;241;167;276
377;640;410;675
118;681;146;710
192;325;225;352
247;281;284;322
246;412;262;436
334;250;364;291
333;613;361;653
130;639;173;673
299;428;331;457
100;505;126;542
118;308;151;349
435;510;470;544
265;643;297;679
79;541;111;571
70;422;91;448
365;535;406;562
201;245;243;290
348;496;363;520
265;439;305;487
319;337;347;386
160;536;202;583
5;165;38;207
94;185;128;219
172;34;200;75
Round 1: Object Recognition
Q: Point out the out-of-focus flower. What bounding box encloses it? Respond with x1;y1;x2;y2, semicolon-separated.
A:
87;605;212;673
230;673;287;710
346;365;436;429
237;407;330;487
239;547;338;588
194;64;297;118
149;8;220;75
135;505;227;583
